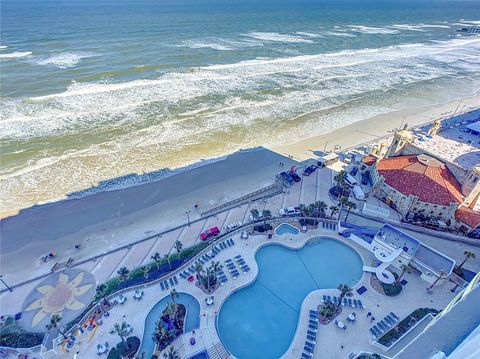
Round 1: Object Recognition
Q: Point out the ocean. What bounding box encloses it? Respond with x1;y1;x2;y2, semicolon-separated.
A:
1;0;480;212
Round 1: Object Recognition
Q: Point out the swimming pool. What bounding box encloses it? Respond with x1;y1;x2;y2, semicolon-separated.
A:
139;292;200;358
217;237;363;359
275;223;300;236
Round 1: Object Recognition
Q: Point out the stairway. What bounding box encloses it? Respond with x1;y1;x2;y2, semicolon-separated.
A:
207;342;229;359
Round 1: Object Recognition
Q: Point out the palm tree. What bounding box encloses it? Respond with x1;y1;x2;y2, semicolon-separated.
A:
117;267;130;282
262;209;272;231
319;301;335;319
96;283;108;301
344;201;357;222
329;205;339;218
153;320;174;348
163;346;181;359
334;170;347;197
164;302;176;319
250;209;259;222
151;252;162;269
204;266;213;291
112;321;129;345
337;284;353;309
427;271;447;292
396;264;413;284
211;261;222;277
194;262;204;281
338;196;349;209
298;204;308;215
334;170;347;186
170;288;178;304
314;201;328;217
174;240;183;255
164;253;172;270
458;251;476;270
46;314;67;339
306;204;315;217
142;265;150;279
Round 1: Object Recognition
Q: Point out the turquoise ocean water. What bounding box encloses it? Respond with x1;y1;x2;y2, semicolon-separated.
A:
1;0;479;211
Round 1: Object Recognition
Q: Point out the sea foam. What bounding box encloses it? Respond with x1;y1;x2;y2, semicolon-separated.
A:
348;25;400;35
242;32;314;43
35;52;96;68
0;51;32;59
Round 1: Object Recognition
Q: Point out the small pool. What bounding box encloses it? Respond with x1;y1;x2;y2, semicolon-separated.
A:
139;292;200;358
189;351;210;359
217;237;363;359
275;223;300;236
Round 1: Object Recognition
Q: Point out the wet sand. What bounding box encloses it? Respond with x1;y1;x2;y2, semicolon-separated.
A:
274;95;480;160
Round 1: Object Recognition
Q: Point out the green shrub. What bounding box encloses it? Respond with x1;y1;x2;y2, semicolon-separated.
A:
0;331;45;348
107;347;120;359
378;308;438;346
254;224;273;232
299;218;318;226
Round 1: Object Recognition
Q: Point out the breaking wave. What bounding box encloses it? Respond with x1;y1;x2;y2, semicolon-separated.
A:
35;52;97;68
0;51;32;59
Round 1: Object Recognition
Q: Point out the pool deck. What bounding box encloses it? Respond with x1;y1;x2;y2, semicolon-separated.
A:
53;222;457;359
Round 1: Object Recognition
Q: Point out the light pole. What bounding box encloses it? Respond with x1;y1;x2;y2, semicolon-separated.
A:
0;275;13;292
185;210;191;227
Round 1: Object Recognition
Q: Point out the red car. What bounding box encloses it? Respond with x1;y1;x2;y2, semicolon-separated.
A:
200;226;220;240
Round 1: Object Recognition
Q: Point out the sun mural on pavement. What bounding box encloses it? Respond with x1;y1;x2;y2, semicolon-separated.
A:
23;270;95;329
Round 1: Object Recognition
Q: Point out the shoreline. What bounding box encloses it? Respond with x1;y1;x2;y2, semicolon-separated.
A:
1;94;479;220
273;94;480;160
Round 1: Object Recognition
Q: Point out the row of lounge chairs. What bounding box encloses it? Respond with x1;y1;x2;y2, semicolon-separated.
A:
302;309;319;358
179;239;236;280
211;238;235;256
234;255;250;273
322;295;365;309
369;312;400;340
160;275;178;290
224;259;240;279
217;268;228;285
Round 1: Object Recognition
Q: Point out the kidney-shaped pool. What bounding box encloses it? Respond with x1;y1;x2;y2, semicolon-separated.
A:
217;237;363;359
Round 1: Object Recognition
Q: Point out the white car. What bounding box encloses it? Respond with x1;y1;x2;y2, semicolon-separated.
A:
279;207;301;217
249;210;268;222
224;221;243;231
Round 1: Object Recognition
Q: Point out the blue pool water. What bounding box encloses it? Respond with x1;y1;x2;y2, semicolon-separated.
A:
139;292;200;358
217;237;363;359
189;351;210;359
275;223;300;236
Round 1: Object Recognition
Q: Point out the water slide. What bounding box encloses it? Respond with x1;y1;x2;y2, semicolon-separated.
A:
363;247;403;284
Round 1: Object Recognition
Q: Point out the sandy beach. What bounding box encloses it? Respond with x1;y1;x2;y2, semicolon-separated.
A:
0;148;298;284
274;95;480;160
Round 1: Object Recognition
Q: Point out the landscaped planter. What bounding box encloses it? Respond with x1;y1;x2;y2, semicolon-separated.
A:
376;308;438;350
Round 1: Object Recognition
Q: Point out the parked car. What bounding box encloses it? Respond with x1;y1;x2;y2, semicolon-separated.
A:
200;227;220;240
279;207;301;216
350;167;358;176
280;171;294;184
290;172;301;182
249;210;270;222
303;165;317;176
224;221;242;231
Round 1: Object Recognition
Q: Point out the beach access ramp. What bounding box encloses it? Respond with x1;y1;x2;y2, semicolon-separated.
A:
201;183;283;217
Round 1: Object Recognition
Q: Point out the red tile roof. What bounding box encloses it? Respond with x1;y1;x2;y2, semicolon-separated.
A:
363;155;378;166
377;155;464;206
455;207;480;229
